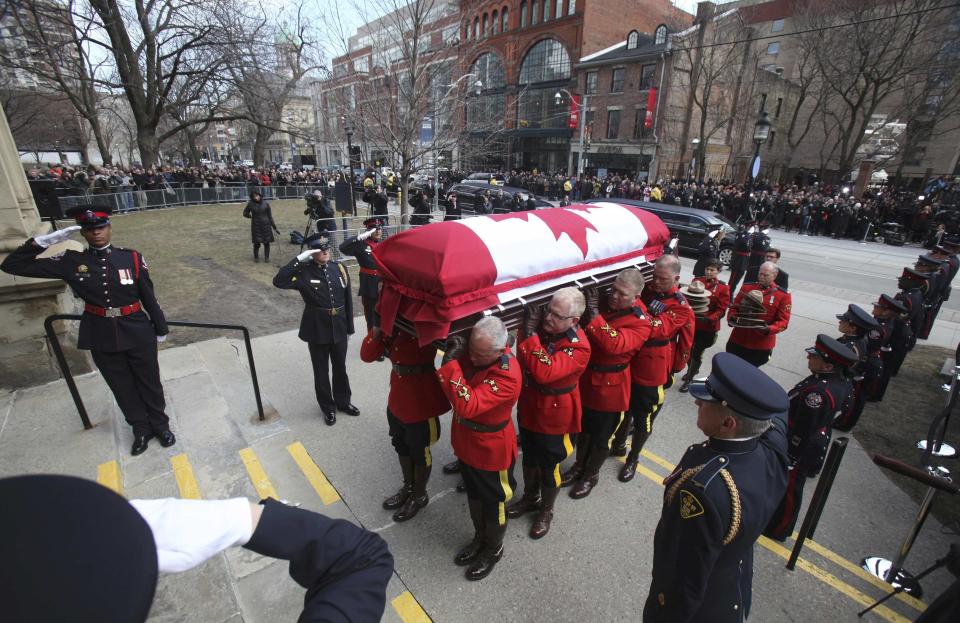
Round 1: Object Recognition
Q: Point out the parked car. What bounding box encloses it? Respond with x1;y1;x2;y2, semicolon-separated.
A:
240;159;255;167
443;182;551;214
584;198;737;265
466;172;506;184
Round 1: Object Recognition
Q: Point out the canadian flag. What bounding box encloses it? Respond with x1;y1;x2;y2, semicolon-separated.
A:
375;203;669;344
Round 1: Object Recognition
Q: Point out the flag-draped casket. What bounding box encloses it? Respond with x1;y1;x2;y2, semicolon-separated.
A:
374;203;670;345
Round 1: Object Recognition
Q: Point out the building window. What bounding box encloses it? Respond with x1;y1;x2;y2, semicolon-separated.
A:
568;0;576;15
521;2;527;27
531;1;539;25
634;109;652;139
482;14;488;37
502;6;509;31
556;0;563;18
611;68;625;93
758;93;767;113
627;30;639;50
464;26;470;41
655;24;667;45
767;41;780;55
492;10;499;34
471;52;507;89
585;70;598;94
606;109;620;139
544;0;551;22
640;63;656;89
474;17;479;39
771;18;784;32
775;97;783;118
518;38;572;84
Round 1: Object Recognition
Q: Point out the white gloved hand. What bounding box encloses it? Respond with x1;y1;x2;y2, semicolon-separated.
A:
296;249;318;262
129;498;253;573
34;225;81;248
156;334;167;343
357;228;376;241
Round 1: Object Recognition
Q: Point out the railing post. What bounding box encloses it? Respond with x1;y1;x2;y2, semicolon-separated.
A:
43;316;92;430
241;327;266;421
786;436;849;570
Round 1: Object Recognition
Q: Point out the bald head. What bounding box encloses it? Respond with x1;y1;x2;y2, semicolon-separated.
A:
652;254;681;293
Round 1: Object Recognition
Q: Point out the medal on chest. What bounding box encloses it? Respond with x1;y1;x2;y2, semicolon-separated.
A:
118;268;134;285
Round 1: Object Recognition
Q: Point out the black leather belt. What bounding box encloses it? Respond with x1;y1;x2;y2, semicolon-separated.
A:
644;339;670;347
456;415;510;433
588;363;628;372
392;363;435;376
309;305;344;316
528;381;577;395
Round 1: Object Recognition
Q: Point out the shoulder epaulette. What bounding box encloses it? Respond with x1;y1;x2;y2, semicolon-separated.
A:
675;292;687;305
690;455;729;490
632;305;646;318
499;353;511;370
565;327;580;342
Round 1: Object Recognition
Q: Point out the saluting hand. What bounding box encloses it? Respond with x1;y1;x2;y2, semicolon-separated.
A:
34;225;81;248
296;249;318;262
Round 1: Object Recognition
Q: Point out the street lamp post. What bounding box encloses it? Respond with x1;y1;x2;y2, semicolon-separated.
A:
747;111;772;197
342;117;357;216
555;89;588;179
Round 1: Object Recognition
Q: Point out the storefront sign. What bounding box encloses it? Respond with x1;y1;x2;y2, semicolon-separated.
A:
597;145;624;154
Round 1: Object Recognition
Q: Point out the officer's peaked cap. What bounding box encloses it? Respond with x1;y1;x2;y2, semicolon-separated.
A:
0;474;158;622
688;352;788;420
836;304;880;330
64;204;112;229
875;294;908;314
305;231;331;250
805;333;858;368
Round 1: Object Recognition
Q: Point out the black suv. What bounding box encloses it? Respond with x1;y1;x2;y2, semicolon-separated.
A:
584;198;737;266
444;182;552;214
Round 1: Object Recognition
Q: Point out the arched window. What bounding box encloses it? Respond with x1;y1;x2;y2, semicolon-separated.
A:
467;53;507;129
655;24;667;45
627;30;639;50
492;10;499;34
470;52;507;90
543;0;551;22
502;7;509;31
519;38;571;84
482;13;488;37
474;17;480;39
555;0;563;18
568;0;576;15
464;25;470;41
531;1;539;25
520;2;527;27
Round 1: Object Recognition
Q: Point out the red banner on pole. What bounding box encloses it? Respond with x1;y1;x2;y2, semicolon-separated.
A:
644;88;658;129
569;95;581;130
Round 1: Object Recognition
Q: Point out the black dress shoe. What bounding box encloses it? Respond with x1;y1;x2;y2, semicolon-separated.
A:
323;409;337;426
158;430;176;448
443;459;462;474
131;434;153;456
337;403;361;416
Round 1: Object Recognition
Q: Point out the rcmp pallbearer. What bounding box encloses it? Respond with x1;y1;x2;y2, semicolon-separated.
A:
273;231;360;426
360;325;450;523
644;353;790;623
1;206;174;456
507;288;591;539
612;254;695;483
436;317;521;580
725;261;792;367
563;270;652;499
764;335;856;541
679;260;731;393
832;304;880;432
339;217;383;331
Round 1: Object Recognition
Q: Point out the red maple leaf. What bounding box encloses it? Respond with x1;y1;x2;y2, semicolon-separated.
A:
490;206;598;257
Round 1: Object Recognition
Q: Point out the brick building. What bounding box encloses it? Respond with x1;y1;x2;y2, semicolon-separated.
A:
459;0;690;171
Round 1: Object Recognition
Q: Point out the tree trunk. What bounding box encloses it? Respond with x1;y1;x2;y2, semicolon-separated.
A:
253;125;272;167
400;156;411;226
137;127;160;168
91;122;113;166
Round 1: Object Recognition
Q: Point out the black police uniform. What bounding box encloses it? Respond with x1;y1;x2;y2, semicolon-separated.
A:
765;335;855;541
1;223;171;444
743;230;771;284
643;353;789;623
872;295;911;398
727;228;753;296
273;239;355;419
896;269;928;353
917;255;946;339
338;219;382;331
693;234;720;278
833;305;879;432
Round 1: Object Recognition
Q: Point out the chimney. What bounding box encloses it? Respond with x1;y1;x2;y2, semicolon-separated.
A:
695;2;717;24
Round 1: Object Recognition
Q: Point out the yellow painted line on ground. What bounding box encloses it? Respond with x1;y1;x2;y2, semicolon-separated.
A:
391;591;431;623
796;533;926;613
629;448;915;622
287;442;340;505
96;460;122;495
760;538;911;623
170;453;202;500
239;447;278;500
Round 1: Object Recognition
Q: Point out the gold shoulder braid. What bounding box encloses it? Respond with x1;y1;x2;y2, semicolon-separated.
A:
665;464;741;545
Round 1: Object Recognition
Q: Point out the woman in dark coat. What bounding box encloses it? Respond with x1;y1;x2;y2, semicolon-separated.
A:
243;191;280;262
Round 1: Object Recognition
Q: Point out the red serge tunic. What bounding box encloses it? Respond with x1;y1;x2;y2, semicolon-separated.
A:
581;305;652;412
631;287;695;386
516;328;592;435
360;329;449;423
727;284;792;351
437;351;522;471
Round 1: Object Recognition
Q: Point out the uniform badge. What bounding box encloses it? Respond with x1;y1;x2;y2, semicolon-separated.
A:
532;349;552;365
118;268;133;285
679;489;705;519
805;392;823;408
77;264;88;273
769;295;775;305
784;304;791;311
483;378;500;393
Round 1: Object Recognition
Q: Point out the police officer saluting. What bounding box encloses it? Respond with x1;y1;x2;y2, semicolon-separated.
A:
765;335;856;541
273;231;360;425
339;217;383;331
1;205;174;455
644;353;789;622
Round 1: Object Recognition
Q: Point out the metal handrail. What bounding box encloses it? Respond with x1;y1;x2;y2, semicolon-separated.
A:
43;315;266;430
